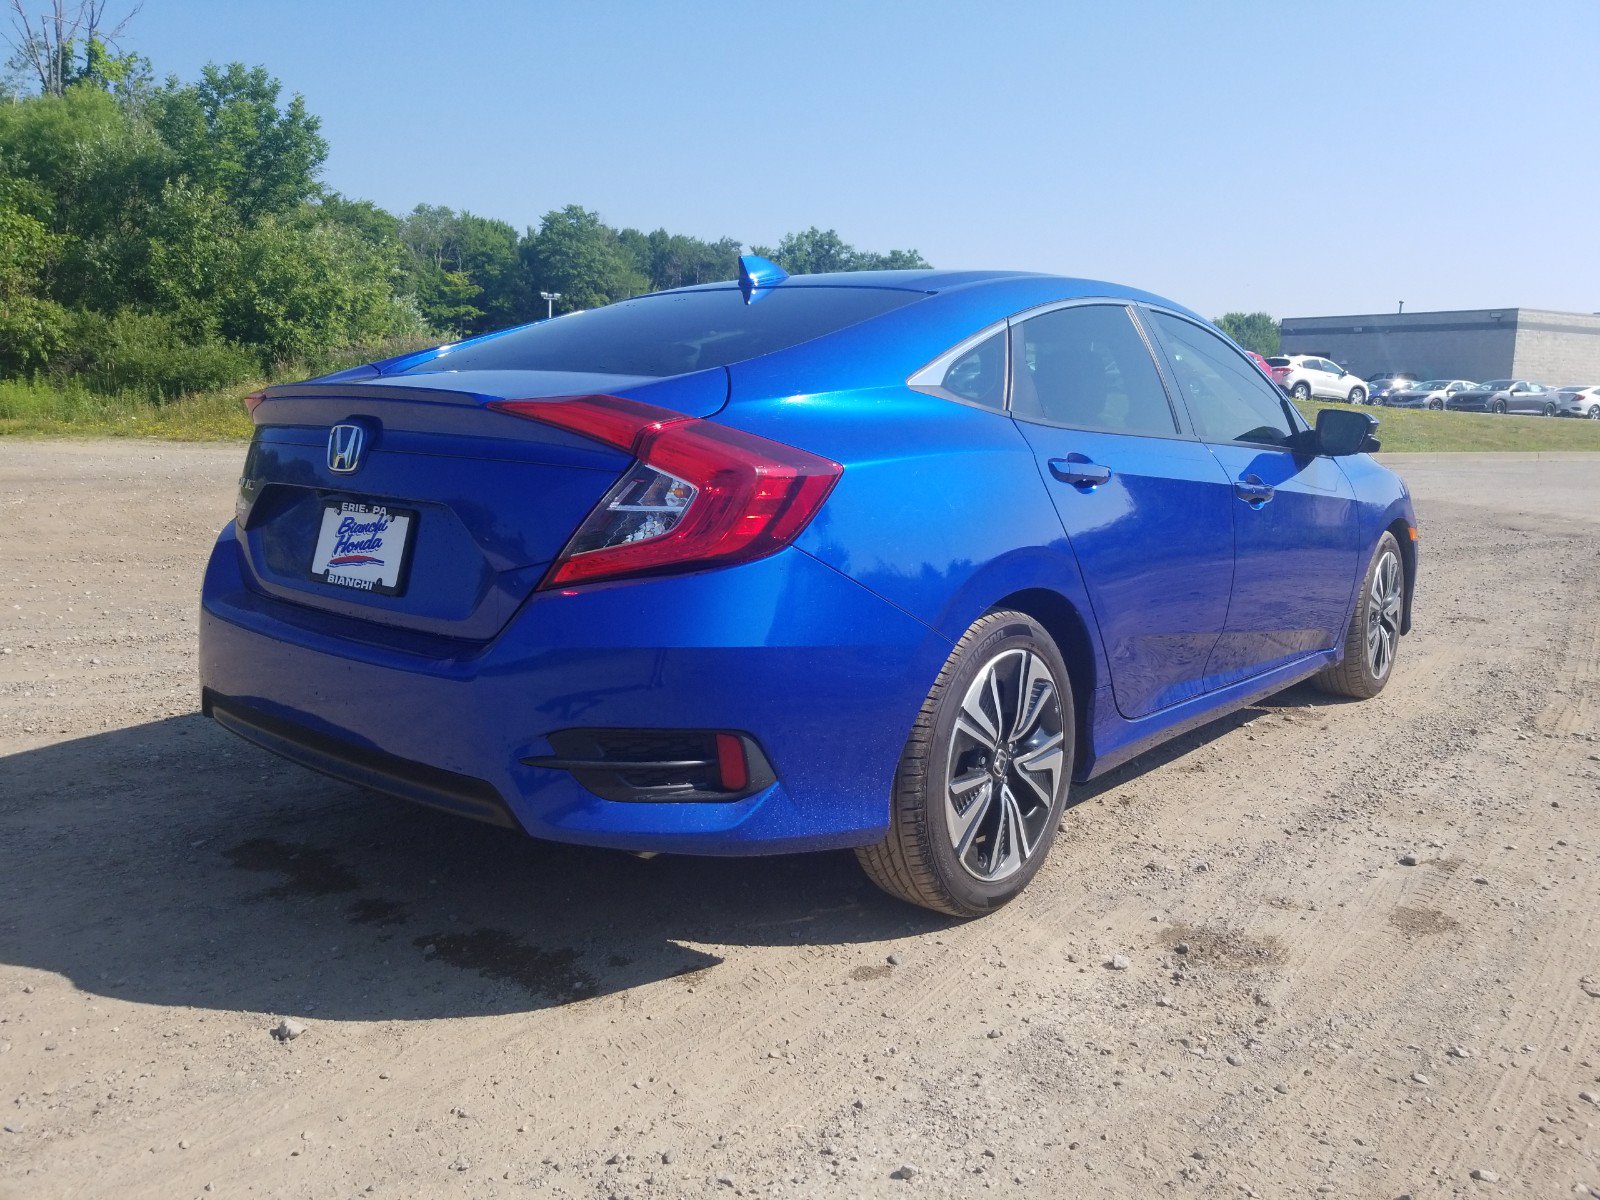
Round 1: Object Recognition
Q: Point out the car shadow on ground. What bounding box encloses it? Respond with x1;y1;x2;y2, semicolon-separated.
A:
0;680;1345;1023
0;713;951;1022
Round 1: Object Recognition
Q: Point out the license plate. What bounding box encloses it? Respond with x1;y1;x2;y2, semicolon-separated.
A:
310;499;416;596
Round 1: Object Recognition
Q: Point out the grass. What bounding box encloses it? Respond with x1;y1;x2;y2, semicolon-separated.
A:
1293;398;1600;453
0;377;255;440
4;376;1600;451
0;340;433;441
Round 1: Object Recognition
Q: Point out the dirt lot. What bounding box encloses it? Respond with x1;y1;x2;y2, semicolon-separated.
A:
1;441;1597;1200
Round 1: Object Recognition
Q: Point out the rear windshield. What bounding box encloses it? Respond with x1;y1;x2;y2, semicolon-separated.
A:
401;286;924;378
1266;357;1290;366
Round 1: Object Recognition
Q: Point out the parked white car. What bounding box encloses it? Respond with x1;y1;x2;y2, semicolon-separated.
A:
1383;379;1477;410
1555;384;1600;419
1267;355;1369;404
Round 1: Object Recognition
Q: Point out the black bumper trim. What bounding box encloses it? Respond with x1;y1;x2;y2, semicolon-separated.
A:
203;689;519;830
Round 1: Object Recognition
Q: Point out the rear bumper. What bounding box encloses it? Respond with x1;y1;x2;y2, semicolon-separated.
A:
199;523;946;855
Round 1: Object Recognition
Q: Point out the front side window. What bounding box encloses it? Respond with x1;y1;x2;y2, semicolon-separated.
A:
1009;304;1177;437
1148;311;1299;448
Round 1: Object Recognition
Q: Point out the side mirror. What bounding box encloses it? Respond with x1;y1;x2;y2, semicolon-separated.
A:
1315;407;1380;456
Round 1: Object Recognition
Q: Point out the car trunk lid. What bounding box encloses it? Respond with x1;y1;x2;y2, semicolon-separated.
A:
235;367;728;642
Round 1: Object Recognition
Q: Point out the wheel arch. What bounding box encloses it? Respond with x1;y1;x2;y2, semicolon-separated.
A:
1384;516;1416;635
989;587;1099;779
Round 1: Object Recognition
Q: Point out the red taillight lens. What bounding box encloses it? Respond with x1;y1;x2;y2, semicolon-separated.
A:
243;390;267;416
487;396;843;589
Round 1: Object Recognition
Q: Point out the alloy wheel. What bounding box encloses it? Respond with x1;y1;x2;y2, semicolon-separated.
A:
1589;405;1599;420
945;648;1066;884
1366;550;1402;681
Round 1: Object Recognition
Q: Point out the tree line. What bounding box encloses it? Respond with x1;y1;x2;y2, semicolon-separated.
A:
0;9;928;401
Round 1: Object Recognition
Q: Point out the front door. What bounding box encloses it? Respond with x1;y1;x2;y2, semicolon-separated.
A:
1143;310;1361;687
1008;302;1236;719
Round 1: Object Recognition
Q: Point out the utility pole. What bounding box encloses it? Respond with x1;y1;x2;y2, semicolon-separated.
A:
540;291;561;320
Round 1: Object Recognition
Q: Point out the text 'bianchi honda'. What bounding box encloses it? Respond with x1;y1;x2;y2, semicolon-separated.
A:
200;259;1418;916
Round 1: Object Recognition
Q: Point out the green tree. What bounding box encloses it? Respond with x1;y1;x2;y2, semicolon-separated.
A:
853;247;931;270
753;227;855;275
397;203;483;329
1214;311;1281;356
0;85;172;308
0;175;67;372
521;205;646;314
2;1;142;97
454;211;523;331
149;63;326;221
753;227;930;274
618;227;741;292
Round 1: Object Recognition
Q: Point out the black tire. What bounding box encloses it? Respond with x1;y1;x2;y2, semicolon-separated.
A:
1291;381;1311;401
1543;401;1556;417
1313;532;1404;700
1428;398;1443;410
856;610;1074;918
1492;399;1507;414
1589;405;1600;420
1348;387;1367;405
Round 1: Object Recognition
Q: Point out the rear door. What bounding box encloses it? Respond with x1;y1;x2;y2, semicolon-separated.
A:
1313;359;1342;399
1008;302;1236;719
1142;309;1361;687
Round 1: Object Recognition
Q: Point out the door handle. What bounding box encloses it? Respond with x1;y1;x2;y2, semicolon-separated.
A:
1048;456;1112;488
1234;474;1275;507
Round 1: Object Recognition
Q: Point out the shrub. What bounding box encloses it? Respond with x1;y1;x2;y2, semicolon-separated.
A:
56;309;260;402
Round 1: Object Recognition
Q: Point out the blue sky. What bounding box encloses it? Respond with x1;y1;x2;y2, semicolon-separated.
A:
131;0;1598;318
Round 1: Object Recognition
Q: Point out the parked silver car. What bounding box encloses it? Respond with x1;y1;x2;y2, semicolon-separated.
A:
1267;355;1369;404
1446;380;1558;415
1365;372;1423;404
1383;379;1476;410
1555;385;1600;419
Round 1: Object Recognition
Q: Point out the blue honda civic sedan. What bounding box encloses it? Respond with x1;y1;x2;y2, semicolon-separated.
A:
199;259;1417;916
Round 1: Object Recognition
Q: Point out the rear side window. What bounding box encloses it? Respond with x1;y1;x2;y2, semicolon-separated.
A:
937;332;1007;409
1009;304;1178;437
403;286;924;378
1149;311;1299;448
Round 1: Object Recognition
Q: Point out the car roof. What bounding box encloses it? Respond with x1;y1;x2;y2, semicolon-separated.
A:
653;269;1209;323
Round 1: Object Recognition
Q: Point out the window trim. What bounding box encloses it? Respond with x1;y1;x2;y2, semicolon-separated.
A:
906;325;1010;411
908;297;1193;440
1138;303;1313;453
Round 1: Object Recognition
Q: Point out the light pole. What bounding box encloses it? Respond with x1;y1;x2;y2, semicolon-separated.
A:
540;291;561;320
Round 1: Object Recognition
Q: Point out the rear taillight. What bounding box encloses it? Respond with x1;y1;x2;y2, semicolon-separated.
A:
243;390;267;416
488;395;843;589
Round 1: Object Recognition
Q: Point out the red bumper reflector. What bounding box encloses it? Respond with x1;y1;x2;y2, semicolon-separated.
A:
715;732;750;792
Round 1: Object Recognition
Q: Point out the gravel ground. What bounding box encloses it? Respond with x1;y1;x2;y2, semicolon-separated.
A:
1;441;1598;1200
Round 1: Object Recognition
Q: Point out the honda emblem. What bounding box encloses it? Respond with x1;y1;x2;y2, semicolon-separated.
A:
327;424;365;474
